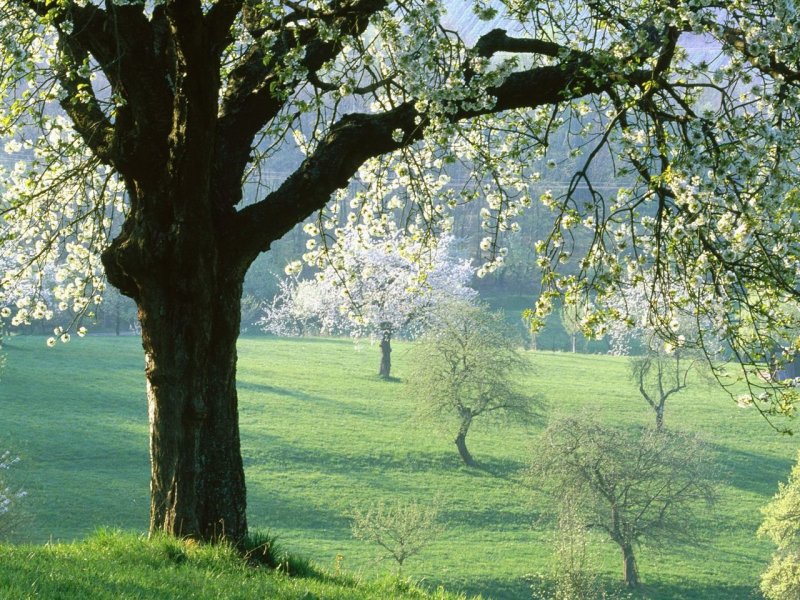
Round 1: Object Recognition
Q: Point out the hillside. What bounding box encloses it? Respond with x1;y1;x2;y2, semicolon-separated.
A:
0;335;795;599
0;530;472;599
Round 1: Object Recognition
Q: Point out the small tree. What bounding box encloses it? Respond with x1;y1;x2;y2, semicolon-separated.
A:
530;418;717;588
607;280;711;429
350;498;442;575
759;451;800;600
629;350;695;430
261;231;476;379
531;504;601;600
409;302;534;467
560;301;587;354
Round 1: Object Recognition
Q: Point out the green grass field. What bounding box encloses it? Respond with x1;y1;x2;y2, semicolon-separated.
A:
0;529;472;600
0;335;796;599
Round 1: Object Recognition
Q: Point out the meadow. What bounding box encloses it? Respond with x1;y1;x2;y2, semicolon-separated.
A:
0;335;796;599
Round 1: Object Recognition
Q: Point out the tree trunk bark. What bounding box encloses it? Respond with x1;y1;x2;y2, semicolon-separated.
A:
454;415;477;467
621;542;639;587
571;333;576;353
655;404;665;430
379;329;392;379
136;274;248;542
102;128;251;542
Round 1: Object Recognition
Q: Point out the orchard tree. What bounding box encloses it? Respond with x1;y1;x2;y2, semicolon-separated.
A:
350;497;443;574
260;230;476;378
1;0;799;543
560;299;587;354
606;280;712;430
530;418;717;588
409;301;534;467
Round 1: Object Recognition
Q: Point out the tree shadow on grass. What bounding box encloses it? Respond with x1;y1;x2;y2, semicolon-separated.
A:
709;443;793;497
471;456;527;482
442;575;531;600
634;579;760;600
243;435;461;478
247;487;353;540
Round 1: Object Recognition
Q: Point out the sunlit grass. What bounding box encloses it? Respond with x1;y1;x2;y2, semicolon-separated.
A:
0;529;472;600
0;334;794;599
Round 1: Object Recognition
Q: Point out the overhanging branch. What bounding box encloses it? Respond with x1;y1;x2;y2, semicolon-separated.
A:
231;58;624;264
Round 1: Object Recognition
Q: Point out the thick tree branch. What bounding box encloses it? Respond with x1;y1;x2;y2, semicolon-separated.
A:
205;0;244;53
165;0;206;66
212;0;388;208
719;24;800;83
20;1;176;181
474;29;564;59
54;37;115;165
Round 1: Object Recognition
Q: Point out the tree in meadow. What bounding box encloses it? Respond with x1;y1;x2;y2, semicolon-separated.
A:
1;0;799;542
560;299;588;354
530;417;717;588
605;280;715;430
261;230;476;378
350;497;443;574
409;301;534;466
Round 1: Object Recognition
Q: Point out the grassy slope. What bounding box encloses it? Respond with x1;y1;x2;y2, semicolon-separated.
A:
0;529;470;600
0;335;796;600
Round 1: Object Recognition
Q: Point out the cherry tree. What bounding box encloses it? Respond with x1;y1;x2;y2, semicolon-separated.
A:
531;418;717;588
261;230;476;378
1;0;799;542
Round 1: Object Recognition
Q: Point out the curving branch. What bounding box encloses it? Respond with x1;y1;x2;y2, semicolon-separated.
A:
212;0;389;208
231;55;632;264
54;35;115;165
718;24;800;83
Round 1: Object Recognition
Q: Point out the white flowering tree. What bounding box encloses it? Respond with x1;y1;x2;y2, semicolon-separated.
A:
1;0;799;542
261;231;476;379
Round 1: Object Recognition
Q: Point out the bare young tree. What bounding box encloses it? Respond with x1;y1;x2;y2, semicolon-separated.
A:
410;301;534;467
530;417;717;588
607;280;710;429
350;498;443;574
629;349;696;430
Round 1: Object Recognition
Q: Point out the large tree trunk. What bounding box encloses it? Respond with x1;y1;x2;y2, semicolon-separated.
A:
104;209;250;542
454;414;477;467
137;278;247;542
621;542;639;588
379;329;392;379
97;30;255;542
100;49;252;539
